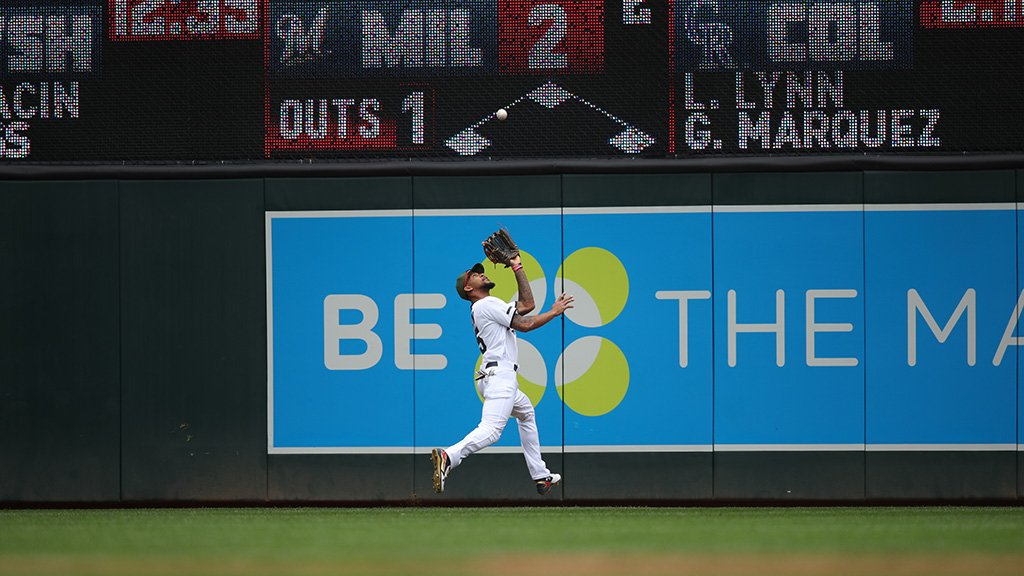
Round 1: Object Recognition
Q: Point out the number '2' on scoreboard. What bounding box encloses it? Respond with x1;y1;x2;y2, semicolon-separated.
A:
498;0;605;74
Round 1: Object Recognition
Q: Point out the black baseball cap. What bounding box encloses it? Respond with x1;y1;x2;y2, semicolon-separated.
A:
455;262;486;301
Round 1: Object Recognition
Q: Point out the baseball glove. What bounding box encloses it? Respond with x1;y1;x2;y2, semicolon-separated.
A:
482;227;519;267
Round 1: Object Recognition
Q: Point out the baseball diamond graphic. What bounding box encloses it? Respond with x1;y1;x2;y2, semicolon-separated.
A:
446;82;656;156
472;247;630;416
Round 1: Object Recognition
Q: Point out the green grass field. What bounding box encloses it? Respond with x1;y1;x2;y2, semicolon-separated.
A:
1;507;1021;575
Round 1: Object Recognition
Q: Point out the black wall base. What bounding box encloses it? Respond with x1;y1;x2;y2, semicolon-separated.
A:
867;451;1018;501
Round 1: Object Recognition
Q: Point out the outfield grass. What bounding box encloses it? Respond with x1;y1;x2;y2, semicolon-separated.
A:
0;507;1021;575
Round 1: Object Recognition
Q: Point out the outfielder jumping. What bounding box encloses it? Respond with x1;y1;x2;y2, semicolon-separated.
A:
432;229;574;495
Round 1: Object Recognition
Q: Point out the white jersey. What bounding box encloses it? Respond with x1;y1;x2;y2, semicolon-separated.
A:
471;296;518;365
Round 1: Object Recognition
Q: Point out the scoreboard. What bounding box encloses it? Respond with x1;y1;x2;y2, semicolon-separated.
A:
0;0;1021;161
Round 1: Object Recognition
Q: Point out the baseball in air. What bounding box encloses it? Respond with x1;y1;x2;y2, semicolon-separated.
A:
496;108;508;121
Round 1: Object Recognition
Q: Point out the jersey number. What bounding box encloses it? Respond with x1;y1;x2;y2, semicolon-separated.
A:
473;324;487;354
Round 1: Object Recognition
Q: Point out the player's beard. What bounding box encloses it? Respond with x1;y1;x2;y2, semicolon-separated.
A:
483;281;496;290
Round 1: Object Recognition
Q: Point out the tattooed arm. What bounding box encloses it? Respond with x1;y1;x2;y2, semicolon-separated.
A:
511;293;575;333
510;255;535;315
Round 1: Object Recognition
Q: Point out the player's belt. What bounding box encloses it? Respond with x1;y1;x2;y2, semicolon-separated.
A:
484;361;518;372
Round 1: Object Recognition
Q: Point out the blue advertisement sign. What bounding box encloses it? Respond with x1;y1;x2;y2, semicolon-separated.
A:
1019;204;1024;447
268;212;414;450
267;205;1021;453
866;206;1018;446
713;208;864;446
562;209;713;447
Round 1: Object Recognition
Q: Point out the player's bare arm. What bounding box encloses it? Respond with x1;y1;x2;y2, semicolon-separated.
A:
509;254;535;315
510;293;574;333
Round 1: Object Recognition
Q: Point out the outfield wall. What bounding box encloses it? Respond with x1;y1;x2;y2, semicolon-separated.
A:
2;170;1023;503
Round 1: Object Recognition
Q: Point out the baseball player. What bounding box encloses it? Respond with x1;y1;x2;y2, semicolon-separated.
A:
432;238;574;495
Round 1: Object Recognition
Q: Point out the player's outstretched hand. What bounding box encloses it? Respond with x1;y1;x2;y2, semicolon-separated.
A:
551;293;575;316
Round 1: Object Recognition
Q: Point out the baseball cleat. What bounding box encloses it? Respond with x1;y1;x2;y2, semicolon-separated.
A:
431;448;450;494
535;473;561;495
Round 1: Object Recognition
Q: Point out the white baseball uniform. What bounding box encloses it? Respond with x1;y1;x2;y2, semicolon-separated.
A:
444;295;551;480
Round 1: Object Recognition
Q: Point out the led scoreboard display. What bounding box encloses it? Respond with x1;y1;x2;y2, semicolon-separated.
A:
0;0;1020;161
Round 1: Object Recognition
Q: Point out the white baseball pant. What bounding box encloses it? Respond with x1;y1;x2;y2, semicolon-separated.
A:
445;366;551;481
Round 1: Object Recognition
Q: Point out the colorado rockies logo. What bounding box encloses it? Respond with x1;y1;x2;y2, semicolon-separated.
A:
474;247;630;416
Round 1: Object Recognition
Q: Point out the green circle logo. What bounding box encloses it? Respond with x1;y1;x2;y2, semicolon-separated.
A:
467;246;631;417
555;336;629;416
555;247;628;328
